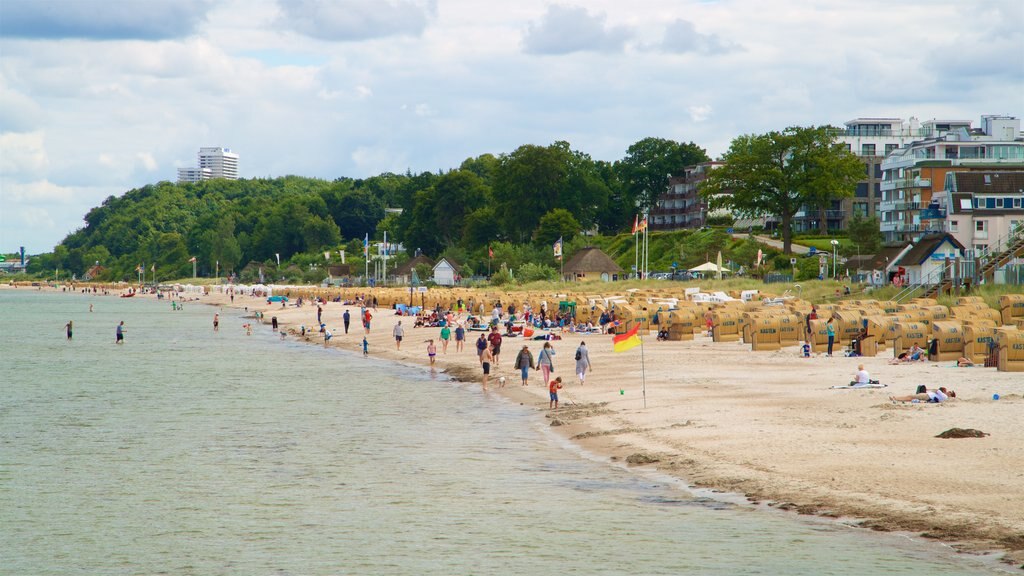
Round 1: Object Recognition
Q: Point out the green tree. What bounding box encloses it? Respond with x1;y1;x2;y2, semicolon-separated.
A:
534;208;580;247
322;185;385;241
493;144;571;241
847;214;882;255
701;126;863;254
616;137;709;212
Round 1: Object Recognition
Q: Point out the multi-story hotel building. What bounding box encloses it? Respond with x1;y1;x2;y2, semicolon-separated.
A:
879;115;1024;243
650;162;724;230
177;147;240;183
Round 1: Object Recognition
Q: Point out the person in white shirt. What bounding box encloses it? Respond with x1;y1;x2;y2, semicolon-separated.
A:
851;364;870;386
890;387;956;403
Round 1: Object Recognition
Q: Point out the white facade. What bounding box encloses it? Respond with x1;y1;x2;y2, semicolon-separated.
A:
432;259;458;286
177;147;240;183
199;147;239;180
176;167;212;183
879;116;1024;242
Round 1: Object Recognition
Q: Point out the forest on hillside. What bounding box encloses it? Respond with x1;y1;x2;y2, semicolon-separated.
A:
32;138;712;281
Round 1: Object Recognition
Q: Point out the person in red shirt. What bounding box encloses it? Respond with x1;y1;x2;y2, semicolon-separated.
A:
549;377;563;410
487;327;503;367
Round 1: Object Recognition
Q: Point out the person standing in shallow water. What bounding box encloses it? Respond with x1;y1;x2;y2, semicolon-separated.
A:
65;320;73;340
115;321;125;344
213;313;219;332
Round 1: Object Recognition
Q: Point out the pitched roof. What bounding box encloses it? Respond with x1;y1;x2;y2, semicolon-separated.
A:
432;257;461;273
394;255;434;276
894;234;965;266
562;247;623;274
952;171;1024;195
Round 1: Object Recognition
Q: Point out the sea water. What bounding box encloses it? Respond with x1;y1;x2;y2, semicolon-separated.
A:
0;290;1005;575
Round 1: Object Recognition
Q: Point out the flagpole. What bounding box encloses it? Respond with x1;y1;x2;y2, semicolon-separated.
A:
640;330;647;409
634;215;639;280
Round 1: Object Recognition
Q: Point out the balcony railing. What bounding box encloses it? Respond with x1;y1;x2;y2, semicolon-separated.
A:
880;177;931;191
879;201;923;212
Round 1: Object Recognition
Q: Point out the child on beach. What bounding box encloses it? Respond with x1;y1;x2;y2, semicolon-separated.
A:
549;377;563;410
427;339;437;365
362;336;369;356
801;341;811;358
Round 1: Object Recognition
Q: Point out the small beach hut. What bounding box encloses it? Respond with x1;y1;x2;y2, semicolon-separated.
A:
432;258;461;286
561;247;623;282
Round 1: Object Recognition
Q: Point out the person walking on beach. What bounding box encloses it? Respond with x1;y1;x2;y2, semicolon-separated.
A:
343;309;351;334
317;304;323;325
439;324;451;354
537;341;556;385
704;307;714;337
476;333;488;365
826;318;836;357
514;345;535;386
487;327;503;367
213;313;219;332
115;321;125;344
65;320;73;340
272;316;278;331
575;341;591;385
481;343;494;389
806;305;818;337
549;377;563;410
427;339;437;366
393;320;405;350
455;323;465;352
363;308;372;335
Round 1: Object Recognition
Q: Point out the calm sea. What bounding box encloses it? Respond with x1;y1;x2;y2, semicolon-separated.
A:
0;290;1004;575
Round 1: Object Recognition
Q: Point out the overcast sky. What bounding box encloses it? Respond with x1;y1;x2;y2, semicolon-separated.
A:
1;0;1021;253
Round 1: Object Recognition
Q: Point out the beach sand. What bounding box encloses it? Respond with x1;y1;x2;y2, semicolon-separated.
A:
21;285;1024;566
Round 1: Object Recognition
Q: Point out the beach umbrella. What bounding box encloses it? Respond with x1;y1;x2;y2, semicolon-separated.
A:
716;251;723;280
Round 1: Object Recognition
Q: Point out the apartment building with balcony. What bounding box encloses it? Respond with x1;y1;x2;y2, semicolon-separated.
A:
798;118;933;233
650;162;725;230
944;171;1024;260
879;115;1024;243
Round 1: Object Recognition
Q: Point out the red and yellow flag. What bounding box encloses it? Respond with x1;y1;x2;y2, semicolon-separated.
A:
612;323;642;353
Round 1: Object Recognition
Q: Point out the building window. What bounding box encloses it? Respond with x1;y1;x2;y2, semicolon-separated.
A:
844;144;851;153
853;203;868;218
855;183;868;197
874;183;880;197
861;144;876;156
986;198;996;209
885;143;898;156
873;201;880;214
949;220;958;232
975;244;988;256
874;163;882;178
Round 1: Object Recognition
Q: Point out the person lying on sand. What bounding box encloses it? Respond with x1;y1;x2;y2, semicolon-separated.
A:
890;387;956;403
957;357;975;367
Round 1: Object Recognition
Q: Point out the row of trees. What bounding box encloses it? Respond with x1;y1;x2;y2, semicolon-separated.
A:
37;127;868;282
38;138;709;280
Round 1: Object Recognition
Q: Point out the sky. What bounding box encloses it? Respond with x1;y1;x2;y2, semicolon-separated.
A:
1;0;1022;253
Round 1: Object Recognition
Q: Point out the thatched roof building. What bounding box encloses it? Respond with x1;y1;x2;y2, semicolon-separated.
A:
562;247;623;282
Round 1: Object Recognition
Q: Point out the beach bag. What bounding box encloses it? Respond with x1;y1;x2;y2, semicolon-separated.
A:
575;349;582;361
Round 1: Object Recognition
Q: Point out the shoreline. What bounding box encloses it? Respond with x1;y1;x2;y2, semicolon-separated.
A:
10;284;1023;568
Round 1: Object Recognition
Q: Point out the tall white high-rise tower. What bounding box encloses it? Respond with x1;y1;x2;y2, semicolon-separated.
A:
177;147;240;183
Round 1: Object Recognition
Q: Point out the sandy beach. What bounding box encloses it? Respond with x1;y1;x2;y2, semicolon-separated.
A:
14;284;1024;567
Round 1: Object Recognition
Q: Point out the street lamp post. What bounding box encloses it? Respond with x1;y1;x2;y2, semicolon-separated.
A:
830;239;839;279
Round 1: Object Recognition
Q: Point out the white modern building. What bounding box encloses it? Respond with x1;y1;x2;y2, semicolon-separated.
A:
177;147;240;183
879;116;1024;243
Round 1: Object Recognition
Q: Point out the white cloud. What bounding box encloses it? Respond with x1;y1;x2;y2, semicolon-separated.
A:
521;4;632;55
0;131;48;177
0;0;1020;252
0;0;214;40
688;105;712;123
276;0;437;41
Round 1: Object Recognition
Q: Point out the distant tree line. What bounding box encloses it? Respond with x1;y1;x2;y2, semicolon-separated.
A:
35;138;709;281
